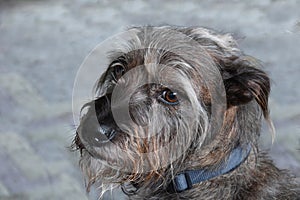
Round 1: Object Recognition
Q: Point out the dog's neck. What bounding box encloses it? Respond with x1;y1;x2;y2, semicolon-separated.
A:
167;144;252;193
124;143;253;199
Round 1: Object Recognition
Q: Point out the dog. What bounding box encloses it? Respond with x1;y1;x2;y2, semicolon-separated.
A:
72;26;300;199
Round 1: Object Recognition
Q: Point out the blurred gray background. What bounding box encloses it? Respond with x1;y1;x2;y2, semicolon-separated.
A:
0;0;299;199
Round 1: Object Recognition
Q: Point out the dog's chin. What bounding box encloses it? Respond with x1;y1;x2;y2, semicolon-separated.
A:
79;147;154;190
78;152;122;193
79;150;166;198
78;139;177;178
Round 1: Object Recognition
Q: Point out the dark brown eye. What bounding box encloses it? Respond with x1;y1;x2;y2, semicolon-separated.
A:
112;64;125;81
160;89;179;105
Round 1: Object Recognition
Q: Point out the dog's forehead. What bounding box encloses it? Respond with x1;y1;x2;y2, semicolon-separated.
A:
109;26;238;70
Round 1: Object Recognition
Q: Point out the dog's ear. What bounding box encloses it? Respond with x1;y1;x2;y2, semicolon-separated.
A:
222;56;270;118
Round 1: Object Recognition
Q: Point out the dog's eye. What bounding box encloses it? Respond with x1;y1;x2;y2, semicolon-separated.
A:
160;89;179;105
112;64;125;81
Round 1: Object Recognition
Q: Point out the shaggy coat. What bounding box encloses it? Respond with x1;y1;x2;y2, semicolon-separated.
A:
73;26;300;200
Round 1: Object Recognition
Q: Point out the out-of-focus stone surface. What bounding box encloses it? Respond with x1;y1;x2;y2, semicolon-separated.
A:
0;0;299;199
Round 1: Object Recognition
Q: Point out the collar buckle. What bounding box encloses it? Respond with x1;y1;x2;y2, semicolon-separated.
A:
170;171;193;193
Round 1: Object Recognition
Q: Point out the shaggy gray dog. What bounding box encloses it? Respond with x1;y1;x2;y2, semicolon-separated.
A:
73;26;299;199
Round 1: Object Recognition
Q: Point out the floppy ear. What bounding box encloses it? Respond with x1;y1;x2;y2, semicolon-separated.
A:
223;56;270;118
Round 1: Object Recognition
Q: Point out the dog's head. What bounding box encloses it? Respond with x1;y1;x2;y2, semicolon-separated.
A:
73;26;270;196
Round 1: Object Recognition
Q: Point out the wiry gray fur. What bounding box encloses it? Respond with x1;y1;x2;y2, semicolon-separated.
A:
72;26;299;200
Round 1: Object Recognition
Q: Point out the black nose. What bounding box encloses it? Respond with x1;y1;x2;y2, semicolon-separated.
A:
79;95;119;146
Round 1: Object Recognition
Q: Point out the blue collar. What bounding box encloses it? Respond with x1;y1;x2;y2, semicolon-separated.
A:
168;144;252;193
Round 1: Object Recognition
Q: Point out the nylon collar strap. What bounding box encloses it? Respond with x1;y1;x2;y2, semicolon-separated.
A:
168;144;252;193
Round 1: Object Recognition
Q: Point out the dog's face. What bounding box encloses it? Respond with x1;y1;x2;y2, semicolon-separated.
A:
73;26;270;194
